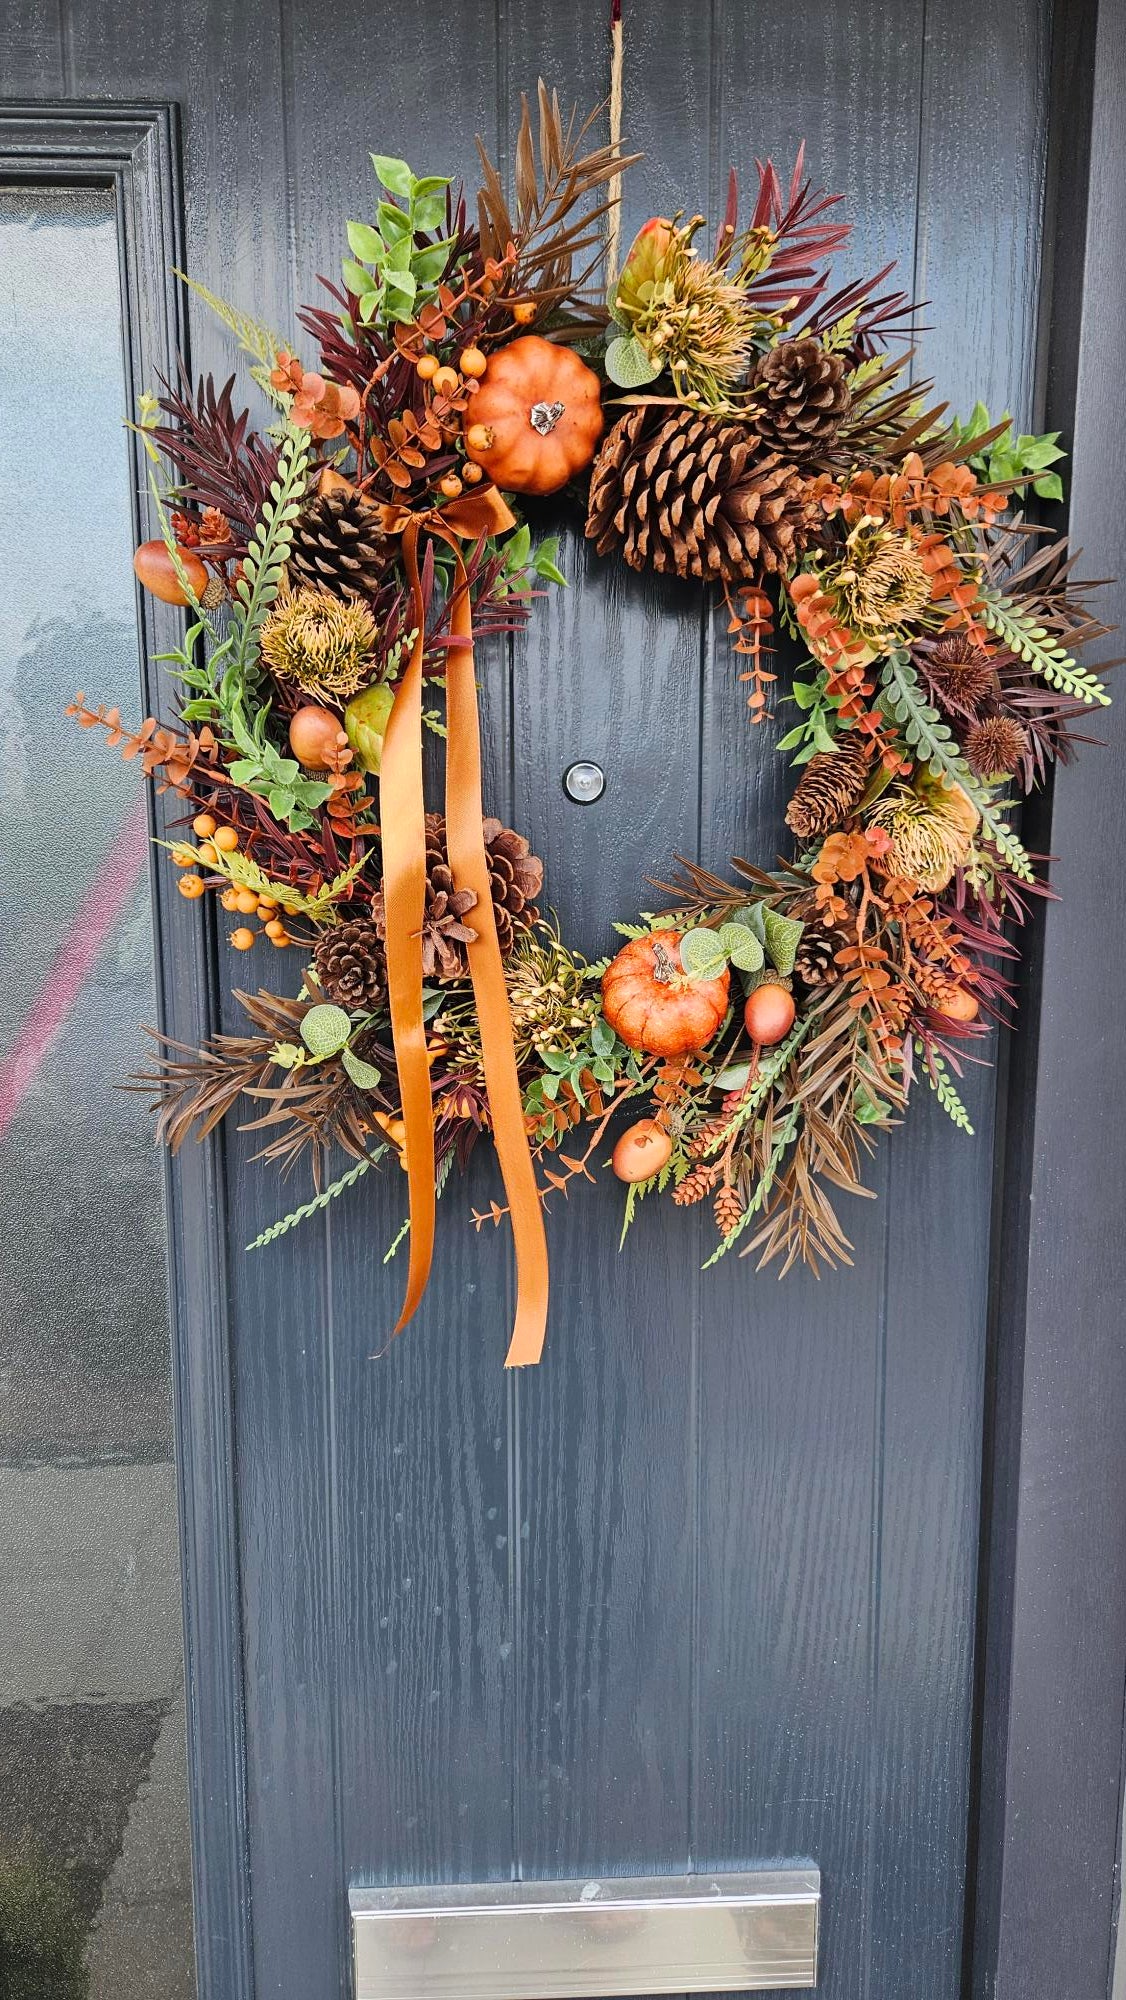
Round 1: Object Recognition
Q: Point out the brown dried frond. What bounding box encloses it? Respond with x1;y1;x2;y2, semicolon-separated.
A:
475;81;640;324
128;987;390;1185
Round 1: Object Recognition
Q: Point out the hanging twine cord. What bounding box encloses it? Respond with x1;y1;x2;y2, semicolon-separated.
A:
606;0;625;292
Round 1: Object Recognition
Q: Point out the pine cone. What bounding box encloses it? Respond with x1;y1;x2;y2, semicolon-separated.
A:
586;407;817;584
483;818;544;955
672;1162;719;1205
785;734;871;841
751;338;851;459
372;813;543;982
289;485;389;598
793;924;842;988
314;919;386;1009
714;1184;744;1238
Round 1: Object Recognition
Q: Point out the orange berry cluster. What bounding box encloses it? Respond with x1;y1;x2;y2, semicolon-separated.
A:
172;813;293;950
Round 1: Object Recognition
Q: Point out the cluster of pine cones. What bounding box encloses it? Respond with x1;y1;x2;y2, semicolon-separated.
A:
586;336;849;585
313;813;544;1009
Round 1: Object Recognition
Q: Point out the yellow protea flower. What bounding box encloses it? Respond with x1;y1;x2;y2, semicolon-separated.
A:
828;518;932;647
261;585;378;700
614;215;759;409
868;773;980;890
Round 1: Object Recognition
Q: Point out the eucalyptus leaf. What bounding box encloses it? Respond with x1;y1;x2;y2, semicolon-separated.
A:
718;922;765;972
605;333;662;389
713;1061;754;1093
342;1047;383;1091
763;909;804;977
300;1004;353;1058
679;927;729;982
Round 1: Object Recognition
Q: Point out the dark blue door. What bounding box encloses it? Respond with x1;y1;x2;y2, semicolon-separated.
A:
3;3;1054;1995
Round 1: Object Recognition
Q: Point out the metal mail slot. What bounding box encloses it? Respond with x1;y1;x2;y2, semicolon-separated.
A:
350;1868;820;1998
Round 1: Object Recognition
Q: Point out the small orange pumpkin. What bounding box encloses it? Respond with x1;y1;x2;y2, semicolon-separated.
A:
463;335;603;495
602;931;730;1057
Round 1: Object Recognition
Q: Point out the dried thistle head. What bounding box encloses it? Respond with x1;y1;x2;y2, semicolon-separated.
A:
916;631;1000;716
964;713;1031;778
615;215;758;408
828;519;932;645
261;585;379;700
867;774;979;890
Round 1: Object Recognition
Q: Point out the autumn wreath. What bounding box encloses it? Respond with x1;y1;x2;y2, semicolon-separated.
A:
73;85;1113;1363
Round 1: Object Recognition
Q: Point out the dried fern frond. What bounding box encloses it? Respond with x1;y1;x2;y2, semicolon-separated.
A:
475;81;640;321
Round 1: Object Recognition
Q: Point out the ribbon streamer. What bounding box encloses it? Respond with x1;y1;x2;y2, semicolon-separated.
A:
379;508;549;1364
443;548;550;1367
380;521;437;1331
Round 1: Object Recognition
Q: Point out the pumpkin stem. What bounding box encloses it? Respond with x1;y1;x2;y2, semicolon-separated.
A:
652;938;680;984
529;399;566;435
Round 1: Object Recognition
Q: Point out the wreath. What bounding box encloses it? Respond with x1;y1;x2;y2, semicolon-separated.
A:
73;84;1113;1366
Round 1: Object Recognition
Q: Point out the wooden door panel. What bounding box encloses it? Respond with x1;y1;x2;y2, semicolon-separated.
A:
0;2;1052;1995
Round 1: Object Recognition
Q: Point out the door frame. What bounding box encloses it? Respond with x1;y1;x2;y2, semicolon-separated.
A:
0;102;254;2000
966;0;1126;1991
2;3;1124;1986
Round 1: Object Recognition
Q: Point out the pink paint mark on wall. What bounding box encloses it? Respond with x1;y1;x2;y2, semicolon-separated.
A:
0;796;152;1144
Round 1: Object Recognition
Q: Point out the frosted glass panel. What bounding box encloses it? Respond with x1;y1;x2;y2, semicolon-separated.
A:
0;184;195;1999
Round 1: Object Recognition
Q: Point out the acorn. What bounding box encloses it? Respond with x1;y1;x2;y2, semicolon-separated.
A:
938;985;980;1023
743;982;796;1047
133;539;208;606
289;704;348;772
343;682;395;775
611;1118;673;1184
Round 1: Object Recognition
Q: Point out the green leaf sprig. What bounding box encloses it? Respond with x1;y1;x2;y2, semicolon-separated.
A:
951;402;1066;503
343;157;456;326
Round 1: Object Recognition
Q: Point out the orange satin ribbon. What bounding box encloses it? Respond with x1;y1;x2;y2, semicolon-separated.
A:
380;502;549;1366
380;520;435;1332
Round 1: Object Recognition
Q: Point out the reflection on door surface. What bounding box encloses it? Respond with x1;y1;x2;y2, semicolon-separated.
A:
0;184;195;1999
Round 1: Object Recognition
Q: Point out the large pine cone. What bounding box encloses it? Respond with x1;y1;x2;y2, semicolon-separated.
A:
371;814;544;982
750;338;851;460
785;734;871;841
314;918;386;1009
586;407;817;584
289;485;389;598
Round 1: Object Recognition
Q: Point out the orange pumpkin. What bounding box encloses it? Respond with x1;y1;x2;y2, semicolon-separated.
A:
463;335;603;495
602;931;730;1057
